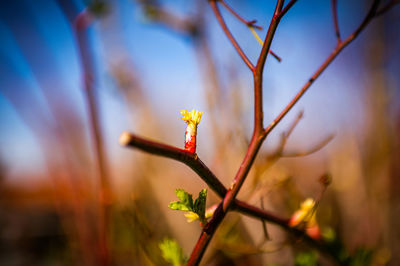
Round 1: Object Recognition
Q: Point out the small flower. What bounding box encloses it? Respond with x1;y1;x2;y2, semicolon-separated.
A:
289;198;321;239
183;204;217;224
184;211;200;223
180;109;202;153
180;109;203;126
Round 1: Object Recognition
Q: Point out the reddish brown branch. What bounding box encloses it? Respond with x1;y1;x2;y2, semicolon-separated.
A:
331;0;341;43
263;0;382;138
75;10;111;266
219;0;262;29
187;0;392;265
218;0;282;62
119;132;290;226
119;131;339;263
281;134;334;157
269;50;282;62
278;0;298;19
376;0;400;16
222;0;285;208
209;0;254;70
187;2;286;264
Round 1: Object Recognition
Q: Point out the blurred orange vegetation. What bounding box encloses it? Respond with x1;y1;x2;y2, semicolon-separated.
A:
0;1;399;265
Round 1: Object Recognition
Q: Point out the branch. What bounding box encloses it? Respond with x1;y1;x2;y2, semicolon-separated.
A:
219;0;281;62
278;110;304;151
188;2;287;264
255;0;284;78
375;0;400;17
281;134;334;157
233;201;342;265
120;131;343;264
119;131;227;196
278;0;299;19
138;2;199;37
75;9;111;266
264;0;382;138
259;197;270;242
188;1;389;264
209;0;254;70
119;131;284;217
219;0;262;29
331;0;341;43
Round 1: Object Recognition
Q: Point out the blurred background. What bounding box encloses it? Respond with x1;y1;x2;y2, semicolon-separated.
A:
0;0;399;265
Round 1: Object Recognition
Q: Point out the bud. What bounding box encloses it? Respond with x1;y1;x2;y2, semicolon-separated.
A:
289;198;321;239
180;109;203;153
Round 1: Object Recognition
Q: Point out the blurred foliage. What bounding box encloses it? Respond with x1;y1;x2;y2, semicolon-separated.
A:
295;251;318;266
0;0;399;265
159;238;187;266
168;188;207;223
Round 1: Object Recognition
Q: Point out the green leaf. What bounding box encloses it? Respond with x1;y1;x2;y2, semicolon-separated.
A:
295;251;318;266
193;189;207;219
159;238;186;266
168;189;208;224
349;248;373;266
168;189;194;211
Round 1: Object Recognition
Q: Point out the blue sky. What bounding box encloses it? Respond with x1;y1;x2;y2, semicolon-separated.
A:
0;0;398;184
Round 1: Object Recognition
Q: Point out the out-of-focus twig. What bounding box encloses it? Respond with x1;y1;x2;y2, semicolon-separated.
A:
376;0;400;16
331;0;341;43
209;0;254;70
263;0;383;138
75;9;112;266
281;134;335;157
278;0;299;19
219;0;262;29
219;0;281;62
259;197;270;243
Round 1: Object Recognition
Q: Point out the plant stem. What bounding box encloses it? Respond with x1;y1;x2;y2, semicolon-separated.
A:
209;0;254;71
75;10;111;266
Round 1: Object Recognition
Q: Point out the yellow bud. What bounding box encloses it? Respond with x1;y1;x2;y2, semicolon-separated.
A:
184;211;199;223
180;109;202;127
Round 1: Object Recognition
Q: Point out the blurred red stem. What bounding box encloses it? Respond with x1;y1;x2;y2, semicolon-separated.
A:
278;0;298;19
75;9;111;266
219;0;262;29
219;0;282;62
331;0;341;43
264;0;381;137
209;0;254;70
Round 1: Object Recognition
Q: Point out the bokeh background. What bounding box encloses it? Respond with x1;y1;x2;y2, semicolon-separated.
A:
0;0;399;265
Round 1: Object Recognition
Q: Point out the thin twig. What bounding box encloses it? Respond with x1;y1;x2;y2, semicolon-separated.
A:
209;0;254;70
219;0;262;29
260;197;270;242
281;134;334;157
331;0;341;43
264;0;382;139
249;26;282;62
375;0;400;16
279;110;304;150
218;0;282;62
278;0;299;19
75;9;111;266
